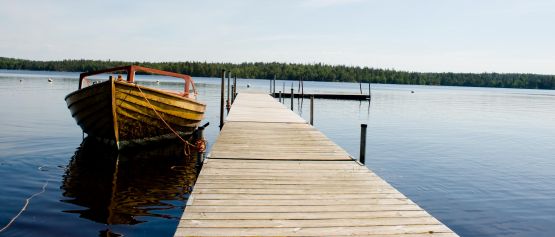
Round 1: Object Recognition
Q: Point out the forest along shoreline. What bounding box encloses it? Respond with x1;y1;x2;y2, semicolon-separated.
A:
1;57;554;90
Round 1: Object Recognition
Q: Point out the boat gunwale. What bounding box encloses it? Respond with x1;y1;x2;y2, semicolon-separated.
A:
65;80;206;109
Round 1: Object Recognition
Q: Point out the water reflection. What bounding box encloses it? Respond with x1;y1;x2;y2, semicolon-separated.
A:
60;138;199;231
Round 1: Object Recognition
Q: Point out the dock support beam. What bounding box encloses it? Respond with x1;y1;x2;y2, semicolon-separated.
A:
219;70;225;130
360;124;367;164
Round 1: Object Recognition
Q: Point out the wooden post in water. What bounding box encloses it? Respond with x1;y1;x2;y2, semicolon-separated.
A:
219;70;225;130
233;76;237;103
368;82;372;100
231;85;235;104
226;72;231;113
194;123;207;169
273;75;276;95
310;95;314;125
301;77;304;97
279;91;282;103
360;124;367;164
290;88;294;111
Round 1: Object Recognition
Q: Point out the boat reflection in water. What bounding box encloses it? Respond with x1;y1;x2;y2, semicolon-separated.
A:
61;138;199;235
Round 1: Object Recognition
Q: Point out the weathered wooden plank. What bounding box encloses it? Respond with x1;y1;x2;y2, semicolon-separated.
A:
185;204;423;213
181;210;430;220
196;175;378;181
176;225;455;236
208;159;356;164
198;168;373;174
192;183;393;190
180;217;442;228
203;163;368;170
191;198;413;206
193;188;400;195
195;179;386;185
196;171;377;177
192;193;408;200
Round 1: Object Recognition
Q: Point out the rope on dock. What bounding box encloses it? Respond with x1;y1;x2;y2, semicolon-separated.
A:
0;181;48;233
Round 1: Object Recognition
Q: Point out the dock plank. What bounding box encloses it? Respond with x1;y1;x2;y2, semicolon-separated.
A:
174;93;458;237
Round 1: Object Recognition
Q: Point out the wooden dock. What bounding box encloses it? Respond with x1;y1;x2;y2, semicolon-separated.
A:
271;92;370;100
175;93;458;236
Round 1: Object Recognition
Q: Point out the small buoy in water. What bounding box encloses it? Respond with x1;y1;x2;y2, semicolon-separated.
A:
411;90;414;93
48;78;53;83
247;83;251;88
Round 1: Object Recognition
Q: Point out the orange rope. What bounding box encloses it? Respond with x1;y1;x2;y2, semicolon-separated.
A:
135;84;196;154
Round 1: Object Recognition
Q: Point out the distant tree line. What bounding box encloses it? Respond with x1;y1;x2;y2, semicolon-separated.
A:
1;57;554;89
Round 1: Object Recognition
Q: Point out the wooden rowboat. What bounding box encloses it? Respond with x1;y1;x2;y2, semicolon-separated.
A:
65;65;206;149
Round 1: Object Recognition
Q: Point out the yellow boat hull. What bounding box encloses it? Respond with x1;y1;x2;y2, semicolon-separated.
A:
65;79;206;148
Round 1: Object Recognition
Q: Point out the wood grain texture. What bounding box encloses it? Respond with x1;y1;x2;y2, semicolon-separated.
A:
175;93;458;237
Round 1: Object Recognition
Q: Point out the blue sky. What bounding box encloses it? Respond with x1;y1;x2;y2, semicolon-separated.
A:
1;0;554;74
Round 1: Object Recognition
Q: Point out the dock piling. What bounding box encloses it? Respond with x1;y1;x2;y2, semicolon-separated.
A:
310;95;314;125
279;91;282;103
368;82;372;100
226;72;231;113
219;70;225;130
290;88;294;111
233;76;237;103
360;124;367;164
231;85;235;104
301;77;304;97
194;123;208;169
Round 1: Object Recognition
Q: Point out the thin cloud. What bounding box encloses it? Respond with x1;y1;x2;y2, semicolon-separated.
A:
301;0;363;8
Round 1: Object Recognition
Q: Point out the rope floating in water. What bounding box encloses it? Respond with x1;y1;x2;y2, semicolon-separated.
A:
0;181;48;233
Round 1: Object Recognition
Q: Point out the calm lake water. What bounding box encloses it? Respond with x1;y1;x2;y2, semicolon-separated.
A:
1;69;554;237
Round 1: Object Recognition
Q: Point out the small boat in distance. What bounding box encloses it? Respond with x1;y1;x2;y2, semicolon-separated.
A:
65;65;206;149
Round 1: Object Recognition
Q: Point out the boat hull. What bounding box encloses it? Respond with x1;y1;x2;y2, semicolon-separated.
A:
65;79;206;148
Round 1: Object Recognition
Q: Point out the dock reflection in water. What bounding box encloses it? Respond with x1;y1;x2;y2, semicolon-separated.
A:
60;138;199;234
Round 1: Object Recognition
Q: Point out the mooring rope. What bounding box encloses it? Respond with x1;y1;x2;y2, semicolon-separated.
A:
0;181;48;233
135;84;196;156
